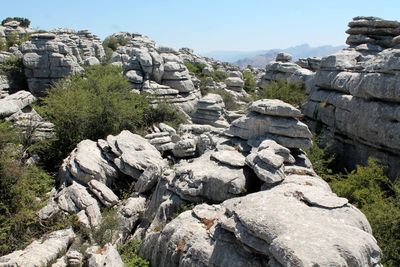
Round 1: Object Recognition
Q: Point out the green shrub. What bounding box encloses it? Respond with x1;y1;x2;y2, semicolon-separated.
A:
145;102;188;130
243;70;256;93
102;36;129;64
306;140;400;266
1;17;31;28
0;121;53;255
0;56;28;91
253;80;306;108
91;208;120;247
210;70;228;82
184;61;205;75
36;64;150;165
118;239;149;267
206;89;240;111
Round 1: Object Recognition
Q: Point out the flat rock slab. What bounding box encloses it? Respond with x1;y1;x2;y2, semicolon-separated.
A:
249;99;302;118
211;150;246;167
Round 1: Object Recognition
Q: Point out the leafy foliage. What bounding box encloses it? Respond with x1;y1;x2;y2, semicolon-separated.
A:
1;17;31;27
118;239;150;267
307;140;400;267
145;101;188;130
102;35;129;63
184;61;205;74
0;56;28;91
243;70;256;93
0;121;53;255
91;208;120;247
253;80;306;108
36;65;150;164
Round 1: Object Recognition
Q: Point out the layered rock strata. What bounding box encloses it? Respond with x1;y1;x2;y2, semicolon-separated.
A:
303;16;400;177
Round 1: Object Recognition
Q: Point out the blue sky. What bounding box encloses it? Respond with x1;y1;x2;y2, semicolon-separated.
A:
1;0;399;53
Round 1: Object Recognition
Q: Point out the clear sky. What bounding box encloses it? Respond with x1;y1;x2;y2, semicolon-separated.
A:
1;0;400;53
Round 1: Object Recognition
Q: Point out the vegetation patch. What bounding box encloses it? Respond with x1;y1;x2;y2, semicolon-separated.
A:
253;80;306;108
306;140;400;267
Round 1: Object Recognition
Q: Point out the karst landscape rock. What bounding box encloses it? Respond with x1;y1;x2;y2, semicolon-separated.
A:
0;11;399;267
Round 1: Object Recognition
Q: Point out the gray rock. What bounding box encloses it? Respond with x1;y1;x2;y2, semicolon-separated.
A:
0;91;36;118
276;52;293;62
0;229;75;267
249;99;302;118
88;179;119;207
59;139;118;186
211;150;246;167
85;244;124;267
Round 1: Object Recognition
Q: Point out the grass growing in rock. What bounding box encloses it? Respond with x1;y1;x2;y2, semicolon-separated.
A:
0;121;54;256
253;80;306;108
118;239;149;267
306;141;400;267
0;56;28;91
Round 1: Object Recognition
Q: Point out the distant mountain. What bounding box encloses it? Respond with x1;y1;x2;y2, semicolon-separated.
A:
203;44;345;68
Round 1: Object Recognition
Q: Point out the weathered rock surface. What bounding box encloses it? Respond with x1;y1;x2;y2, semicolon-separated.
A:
191;93;229;128
85;244;124;267
227;100;312;149
258;53;314;87
0;229;75;267
346;16;400;48
141;172;380;267
108;32;199;113
0;90;35;118
303;16;400;177
22;33;85;95
59;139;118;186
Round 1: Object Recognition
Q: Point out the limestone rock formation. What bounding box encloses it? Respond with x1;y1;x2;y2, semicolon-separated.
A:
346;16;400;48
227;99;312;149
108;32;200;113
303;16;400;177
191;93;229;128
258;53;314;88
21;29;104;96
141;172;381;267
0;229;75;267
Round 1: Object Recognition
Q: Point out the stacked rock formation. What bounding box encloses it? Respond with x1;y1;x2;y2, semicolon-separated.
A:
108;32;200;113
258;52;314;88
346;16;400;48
296;57;322;71
191;93;229;128
22;33;84;95
145;122;177;153
50;28;105;65
302;16;400;177
227;99;313;149
21;29;104;96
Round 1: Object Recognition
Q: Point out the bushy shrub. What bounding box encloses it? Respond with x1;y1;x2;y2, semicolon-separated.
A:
1;17;31;27
91;208;120;247
102;36;128;63
145;101;188;130
205;89;240;111
253;80;306;108
36;65;150;164
0;121;53;255
184;61;205;75
243;70;256;93
306;140;400;266
118;239;149;267
0;56;28;91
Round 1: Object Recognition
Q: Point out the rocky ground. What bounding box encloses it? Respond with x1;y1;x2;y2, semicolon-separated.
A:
0;16;398;266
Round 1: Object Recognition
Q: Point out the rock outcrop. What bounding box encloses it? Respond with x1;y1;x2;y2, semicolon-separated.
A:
0;229;75;267
108;32;200;113
258;53;314;87
191;93;229;128
303;16;400;177
346;16;400;48
21;29;104;96
227;99;313;149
